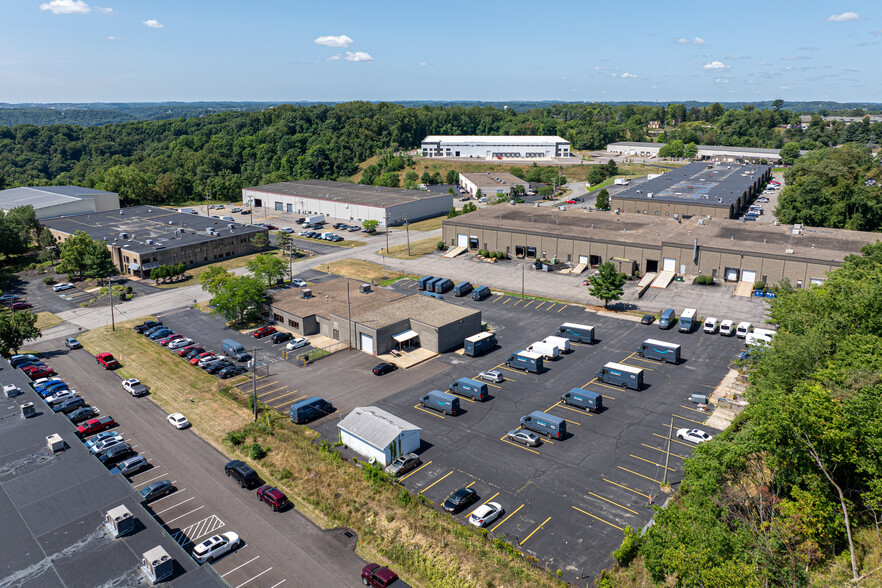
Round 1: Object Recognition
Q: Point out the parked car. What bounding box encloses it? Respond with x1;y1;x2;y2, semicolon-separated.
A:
140;479;174;502
19;361;48;371
168;338;194;350
190;352;214;366
477;370;503;383
256;485;289;511
84;431;120;450
285;337;309;350
192;532;240;564
90;437;126;455
142;325;166;337
53;282;75;292
0;294;20;303
290;279;307;287
264;224;278;230
218;366;247;379
468;502;503;528
95;353;121;369
197;354;219;368
25;367;56;380
361;564;399;588
11;302;32;311
78;416;116;437
443;487;479;513
158;334;183;346
68;406;99;424
384;453;421;477
278;227;294;233
205;360;234;374
253;326;276;338
45;389;78;406
167;413;190;429
122;378;149;397
111;455;148;477
52;396;86;414
641;314;655;325
271;331;292;344
10;354;41;368
98;443;133;466
182;346;206;358
507;429;541;447
372;363;396;376
676;428;713;444
37;381;69;398
64;336;82;349
148;328;173;340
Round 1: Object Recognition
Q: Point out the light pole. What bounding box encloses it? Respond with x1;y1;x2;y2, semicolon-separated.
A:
405;216;410;256
107;276;115;331
521;263;525;299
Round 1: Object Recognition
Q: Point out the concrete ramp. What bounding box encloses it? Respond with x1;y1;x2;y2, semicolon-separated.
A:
650;270;676;289
443;246;466;259
733;281;754;297
637;272;657;289
572;263;588;274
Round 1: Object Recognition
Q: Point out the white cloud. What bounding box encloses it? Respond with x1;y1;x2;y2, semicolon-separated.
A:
621;72;638;79
314;35;353;48
593;66;602;70
417;61;428;67
142;19;163;28
726;54;746;59
107;35;118;40
343;51;372;62
703;61;729;70
825;11;860;22
677;36;705;45
39;0;91;14
693;37;706;45
96;6;111;13
677;37;689;44
610;73;618;77
715;78;729;84
326;55;341;61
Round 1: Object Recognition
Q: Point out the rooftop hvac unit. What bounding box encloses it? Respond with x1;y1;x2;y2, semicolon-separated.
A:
140;546;174;585
785;249;795;254
20;402;36;418
119;233;129;239
104;505;135;538
3;384;22;398
168;221;174;225
697;218;705;225
46;433;64;452
647;193;653;198
359;284;371;294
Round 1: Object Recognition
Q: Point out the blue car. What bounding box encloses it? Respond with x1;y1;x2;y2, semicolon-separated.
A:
38;382;70;397
149;329;173;340
34;378;64;393
143;325;167;337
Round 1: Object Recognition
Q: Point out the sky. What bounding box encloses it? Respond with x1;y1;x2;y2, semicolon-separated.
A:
2;0;882;103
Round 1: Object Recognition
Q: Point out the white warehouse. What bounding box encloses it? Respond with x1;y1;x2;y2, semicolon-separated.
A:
421;135;571;159
337;406;421;467
242;180;452;226
0;186;120;220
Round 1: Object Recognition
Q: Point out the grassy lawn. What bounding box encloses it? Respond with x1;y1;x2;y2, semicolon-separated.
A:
380;237;440;260
313;259;416;284
153;249;289;289
34;311;62;330
391;216;445;232
285;234;366;248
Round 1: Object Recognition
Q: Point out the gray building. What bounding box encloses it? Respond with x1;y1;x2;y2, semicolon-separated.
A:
266;278;482;356
607;142;787;164
459;172;529;197
611;162;771;219
337;406;421;467
0;185;119;219
43;205;268;277
242;180;452;226
421;135;571;159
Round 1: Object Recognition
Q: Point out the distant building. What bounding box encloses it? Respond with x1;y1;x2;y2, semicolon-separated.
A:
421;135;570;159
648;121;661;129
242;180;451;226
459;172;529;197
0;186;119;219
607;142;786;164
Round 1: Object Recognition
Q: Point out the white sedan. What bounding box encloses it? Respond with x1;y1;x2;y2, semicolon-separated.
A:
291;279;307;287
285;337;309;350
468;502;503;528
167;338;195;350
676;428;713;444
53;282;75;292
167;413;190;429
45;389;78;406
192;532;240;564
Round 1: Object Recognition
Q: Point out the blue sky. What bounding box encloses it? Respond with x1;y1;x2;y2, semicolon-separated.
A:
2;0;881;103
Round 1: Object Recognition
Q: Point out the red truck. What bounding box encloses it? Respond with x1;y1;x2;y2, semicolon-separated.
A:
95;353;121;370
361;564;399;588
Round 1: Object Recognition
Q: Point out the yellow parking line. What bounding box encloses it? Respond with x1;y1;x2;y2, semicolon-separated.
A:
622;351;637;361
399;460;432;481
557;305;567;312
630;357;660;364
265;390;303;404
522;300;535;309
499;436;541;454
622;362;652;371
493;295;504;302
512;299;523;307
680;404;712;414
466;481;476;489
589;492;639;515
499;374;515;381
499;366;523;374
419;471;453;494
258;385;290;400
414;404;444;419
490;503;524;532
592;381;626;392
502;298;511;304
519;517;551;546
652;433;694;448
630;454;675;472
602;478;650;499
672;414;705;425
482;381;502;389
255;380;281;390
617;466;659;484
554;403;594;416
641;443;686;460
546;304;557;312
449;392;475;403
580;377;598;388
572;506;623;531
534;301;547;311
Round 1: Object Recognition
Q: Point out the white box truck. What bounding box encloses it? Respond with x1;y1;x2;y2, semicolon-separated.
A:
542;336;571;353
614;178;630;186
305;214;325;225
526;341;559;360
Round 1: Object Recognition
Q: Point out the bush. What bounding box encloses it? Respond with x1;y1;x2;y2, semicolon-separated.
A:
249;442;267;460
43;276;56;285
225;430;247;446
436;241;447;251
612;525;642;566
126;286;133;294
118;292;126;301
754;280;766;290
279;467;292;480
496;251;507;259
489;251;497;259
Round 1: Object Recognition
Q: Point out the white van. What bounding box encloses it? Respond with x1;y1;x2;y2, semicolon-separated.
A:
703;317;719;334
736;322;752;339
219;216;235;222
746;328;775;347
719;320;735;336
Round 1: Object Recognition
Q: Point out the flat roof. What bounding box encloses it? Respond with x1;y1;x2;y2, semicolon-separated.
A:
42;205;266;256
443;207;880;264
338;406;419;448
613;161;769;207
0;186;117;210
423;135;567;145
608;142;783;156
356;294;480;328
0;365;221;587
244;180;449;208
460;172;527;188
269;277;406;320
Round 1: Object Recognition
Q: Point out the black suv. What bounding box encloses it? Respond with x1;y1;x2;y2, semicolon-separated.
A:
225;460;258;488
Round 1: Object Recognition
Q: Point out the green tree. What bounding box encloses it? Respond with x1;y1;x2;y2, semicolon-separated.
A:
200;266;233;295
209;275;266;323
587;166;607;186
420;171;431;185
684;142;698;159
475;189;483;200
0;309;41;357
431;171;442;185
37;228;58;262
175;262;186;280
246;253;288;286
595;188;610;210
58;231;94;279
250;232;269;250
363;219;378;233
275;231;292;253
375;172;400;188
779;142;801;166
772;98;785;111
588;261;626;308
605;159;618;177
5;205;40;246
445;170;459;185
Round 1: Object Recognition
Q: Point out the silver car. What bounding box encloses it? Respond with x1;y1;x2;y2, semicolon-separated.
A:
112;455;148;477
507;430;541;447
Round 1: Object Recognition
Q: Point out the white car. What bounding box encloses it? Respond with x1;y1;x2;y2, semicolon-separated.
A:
168;338;195;350
278;227;294;233
33;376;62;387
53;282;75;292
478;370;503;383
291;279;307;287
468;502;503;528
168;413;190;429
91;437;125;455
676;428;713;444
229;207;242;213
197;354;218;368
45;389;78;406
192;532;240;564
122;378;149;397
285;337;309;350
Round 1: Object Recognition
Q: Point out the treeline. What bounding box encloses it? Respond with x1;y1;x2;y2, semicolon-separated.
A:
608;243;882;587
1;101;882;207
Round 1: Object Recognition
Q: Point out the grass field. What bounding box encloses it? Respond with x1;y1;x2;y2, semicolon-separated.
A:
285;234;366;248
313;259;415;284
391;216;445;231
34;311;62;330
380;237;439;260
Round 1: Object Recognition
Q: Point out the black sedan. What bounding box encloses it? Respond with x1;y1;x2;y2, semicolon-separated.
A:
372;363;397;376
98;443;133;466
205;360;234;374
218;366;247;379
68;406;99;423
443;487;479;513
640;314;655;325
134;320;162;334
140;479;173;502
271;331;292;344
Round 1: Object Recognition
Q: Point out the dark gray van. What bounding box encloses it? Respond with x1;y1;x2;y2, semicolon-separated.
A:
434;278;454;294
658;308;676;329
453;281;473;297
472;286;491;301
289;396;334;424
448;377;488;401
417;276;434;290
222;338;249;361
425;277;444;293
420;390;460;415
561;389;602;413
637;339;681;364
520;411;566;439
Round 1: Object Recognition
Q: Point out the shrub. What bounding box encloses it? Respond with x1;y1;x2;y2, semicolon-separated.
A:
126;286;133;294
249;442;267;460
754;280;766;290
612;525;641;566
396;488;413;507
436;241;446;251
279;467;292;480
225;430;247;446
497;251;506;259
489;251;497;259
118;292;126;301
43;276;56;285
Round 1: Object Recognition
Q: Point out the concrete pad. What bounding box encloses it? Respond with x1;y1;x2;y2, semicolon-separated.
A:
378;347;437;369
650;270;675;288
733;281;754;297
443;246;466;258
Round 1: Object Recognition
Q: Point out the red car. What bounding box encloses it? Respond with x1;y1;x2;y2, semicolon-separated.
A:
177;345;199;357
96;353;121;369
11;302;32;311
159;334;182;346
253;326;276;338
361;564;399;588
25;367;56;379
256;485;289;511
190;352;214;366
77;416;116;436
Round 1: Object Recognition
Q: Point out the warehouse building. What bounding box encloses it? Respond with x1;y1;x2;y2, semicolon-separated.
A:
459;171;529;197
611;162;771;219
0;185;119;219
421;135;571;159
43;205;268;277
337;406;421;467
241;180;451;226
266;278;482;356
606;142;786;163
442;207;879;288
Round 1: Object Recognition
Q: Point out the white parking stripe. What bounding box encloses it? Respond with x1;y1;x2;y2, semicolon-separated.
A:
235;568;272;588
172;514;225;546
152;496;195;515
133;473;169;487
162;505;204;524
221;556;260;577
267;580;287;588
147;489;185;505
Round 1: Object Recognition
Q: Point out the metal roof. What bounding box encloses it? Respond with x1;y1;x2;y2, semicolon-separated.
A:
0;186;116;210
460;172;528;187
423;135;567;145
337;406;420;448
608;142;784;157
614;161;769;207
243;180;449;208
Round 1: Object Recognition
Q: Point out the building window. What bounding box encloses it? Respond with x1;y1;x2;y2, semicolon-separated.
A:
273;314;283;322
288;319;300;329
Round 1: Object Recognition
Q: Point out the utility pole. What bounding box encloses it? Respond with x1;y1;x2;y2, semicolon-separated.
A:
405;216;410;256
205;187;210;216
521;263;525;299
346;279;352;350
108;276;115;331
662;417;674;486
251;347;258;421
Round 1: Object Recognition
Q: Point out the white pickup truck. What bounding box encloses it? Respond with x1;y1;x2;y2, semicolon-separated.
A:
122;378;149;397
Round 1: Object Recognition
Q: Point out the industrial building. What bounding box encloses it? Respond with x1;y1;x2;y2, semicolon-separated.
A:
606;142;786;164
421;135;571;159
241;180;452;226
265;278;482;356
42;205;268;277
0;185;119;219
459;171;529;197
611;162;771;219
337;406;421;467
442;207;880;289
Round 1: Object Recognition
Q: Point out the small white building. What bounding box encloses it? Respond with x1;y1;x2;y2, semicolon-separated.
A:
337;406;420;467
459;172;529;197
421;135;570;159
0;186;119;219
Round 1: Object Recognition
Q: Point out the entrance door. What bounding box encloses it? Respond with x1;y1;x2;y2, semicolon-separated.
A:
457;234;468;248
578;255;588;265
741;270;757;283
359;333;374;355
662;258;676;272
468;236;479;249
645;259;658;273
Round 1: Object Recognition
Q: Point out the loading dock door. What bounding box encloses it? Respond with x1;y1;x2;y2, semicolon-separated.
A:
741;270;757;283
359;333;374;355
662;258;676;272
468;236;479;249
725;267;739;282
578;255;588;265
457;234;468;248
